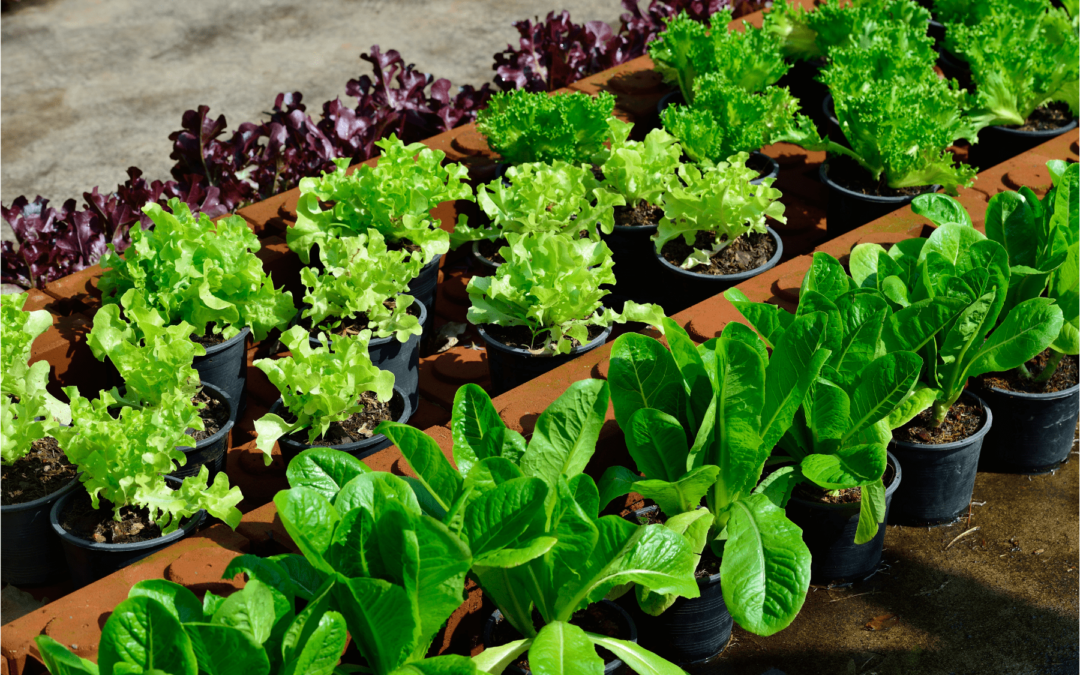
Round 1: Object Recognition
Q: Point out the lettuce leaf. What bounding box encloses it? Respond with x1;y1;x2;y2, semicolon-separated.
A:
475;90;616;165
596;119;682;210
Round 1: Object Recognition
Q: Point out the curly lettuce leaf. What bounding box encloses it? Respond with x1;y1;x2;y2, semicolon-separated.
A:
475;90;616;165
597;119;682;210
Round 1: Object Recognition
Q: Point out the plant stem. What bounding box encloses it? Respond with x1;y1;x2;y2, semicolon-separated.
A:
1017;362;1036;380
1033;351;1065;383
928;398;951;429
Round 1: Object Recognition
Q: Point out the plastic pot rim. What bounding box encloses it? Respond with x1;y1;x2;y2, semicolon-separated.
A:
890;390;994;453
982;117;1079;139
471;240;503;270
177;381;235;454
786;451;903;513
819;161;942;206
983;380;1080;402
49;479;206;553
653;225;784;284
268;384;413;454
1;472;81;514
822;92;839;127
195;326;250;358
475;322;613;359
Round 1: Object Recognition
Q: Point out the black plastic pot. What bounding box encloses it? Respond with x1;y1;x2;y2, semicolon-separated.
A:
777;58;829;130
270;385;412;464
653;226;784;313
748;151;780;184
170;382;235;482
306;303;427;413
786;453;902;584
624;506;732;665
887;391;993;526
477;324;612;396
1;474;81;586
192;327;249;422
927;17;945;47
471;240;502;275
482;600;637;675
656;90;685;116
936;49;971;91
408;253;441;342
50;477;206;589
821;93;848;148
968;118;1079;171
820;162;940;237
976;382;1079;474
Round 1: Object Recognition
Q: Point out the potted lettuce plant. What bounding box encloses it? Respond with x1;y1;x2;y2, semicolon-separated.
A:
652;156;787;312
99;199;297;415
475;89;616;166
253;325;409;463
466;232;665;394
49;307;244;587
298;231;425;410
288;134;474;326
849;203;1064;524
1;292;76;587
377;380;700;675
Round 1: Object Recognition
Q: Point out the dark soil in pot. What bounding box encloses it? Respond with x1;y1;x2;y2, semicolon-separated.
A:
475;238;508;266
484;600;636;675
171;383;234;481
821;156;941;236
969;102;1079;170
787;454;902;584
1;435;80;586
191;325;249;422
477;323;612;395
976;350;1080;474
888;390;992;526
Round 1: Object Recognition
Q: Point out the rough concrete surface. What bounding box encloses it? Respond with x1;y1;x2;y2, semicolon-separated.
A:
1;0;623;208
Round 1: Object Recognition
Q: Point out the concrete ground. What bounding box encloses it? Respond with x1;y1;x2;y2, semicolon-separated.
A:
1;0;622;209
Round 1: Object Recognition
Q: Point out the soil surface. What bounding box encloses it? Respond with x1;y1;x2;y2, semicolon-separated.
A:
190;329;227;347
476;238;508;265
304;301;421;339
828;154;939;198
188;387;229;443
282;390;403;446
794;462;898;505
386;237;422;257
0;436;77;506
660;230;777;276
979;350;1079;394
746;151;774;180
491;603;628;671
483;322;605;352
58;488;192;544
894;396;985;445
1006;102;1075;132
614;201;663;228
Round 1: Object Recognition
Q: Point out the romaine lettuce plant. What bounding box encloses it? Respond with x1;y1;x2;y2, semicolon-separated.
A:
273;450;473;675
1;293;70;465
649;10;790;104
377;381;699;675
597;316;828;635
99;199;297;343
945;6;1079;128
253;326;395;453
820;38;980;194
654;158;787;269
289;135;473;266
449;160;625;248
595;118;682;212
474;90;616;165
850;202;1065;427
300;231;424;342
724;252;965;542
466;232;666;354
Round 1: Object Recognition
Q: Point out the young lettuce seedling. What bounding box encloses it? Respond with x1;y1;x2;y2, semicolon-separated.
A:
475;90;616;165
290;135;473;266
850;202;1065;428
0;293;70;464
99;199;297;343
377;380;699;675
466;232;666;354
450;160;625;249
598;316;829;636
594;118;683;214
253;326;395;454
725;253;962;542
300;231;424;343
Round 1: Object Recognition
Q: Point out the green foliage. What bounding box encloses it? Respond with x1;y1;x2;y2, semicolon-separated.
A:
53;388;243;533
289;135;473;265
933;0;1052;27
598;317;824;635
762;0;822;60
475;90;616;165
300;231;424;342
595;119;682;209
821;38;980;194
99;199;297;343
764;0;932;60
377;380;697;673
649;10;789;103
1;293;70;464
254;325;395;452
465;232;666;354
946;6;1079;126
850;196;1065;426
450;160;625;248
654;158;787;269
